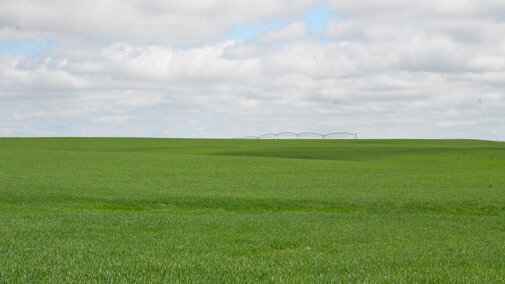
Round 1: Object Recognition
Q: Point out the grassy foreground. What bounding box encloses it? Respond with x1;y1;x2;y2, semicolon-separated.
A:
0;138;504;282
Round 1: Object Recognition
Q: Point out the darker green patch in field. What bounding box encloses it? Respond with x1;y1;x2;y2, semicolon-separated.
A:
66;200;505;216
214;145;503;161
4;194;505;216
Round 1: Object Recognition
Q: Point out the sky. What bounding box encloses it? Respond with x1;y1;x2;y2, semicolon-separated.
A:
1;0;504;139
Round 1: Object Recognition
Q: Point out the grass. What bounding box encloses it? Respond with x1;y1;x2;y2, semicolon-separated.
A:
0;138;504;282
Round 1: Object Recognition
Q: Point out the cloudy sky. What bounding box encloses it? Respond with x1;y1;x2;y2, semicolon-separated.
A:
1;0;504;139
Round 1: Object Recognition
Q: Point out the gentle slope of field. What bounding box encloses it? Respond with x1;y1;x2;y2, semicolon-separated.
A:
1;138;504;282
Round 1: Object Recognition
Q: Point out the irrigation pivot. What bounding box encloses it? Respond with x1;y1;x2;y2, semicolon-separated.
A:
239;132;357;139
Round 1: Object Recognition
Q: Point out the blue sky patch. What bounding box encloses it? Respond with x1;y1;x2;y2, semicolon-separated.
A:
305;2;340;33
225;1;339;41
226;20;293;41
0;40;51;56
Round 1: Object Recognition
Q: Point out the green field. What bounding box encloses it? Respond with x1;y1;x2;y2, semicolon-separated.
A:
1;138;504;282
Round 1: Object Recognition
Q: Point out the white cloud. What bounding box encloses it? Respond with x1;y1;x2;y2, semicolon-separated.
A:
92;115;135;123
326;0;505;18
0;0;319;45
1;0;505;139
